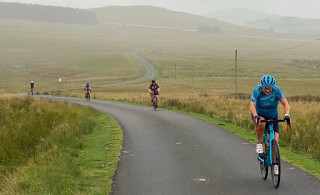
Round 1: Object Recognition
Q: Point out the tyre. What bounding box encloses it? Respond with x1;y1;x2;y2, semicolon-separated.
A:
259;139;268;180
153;97;157;111
260;143;268;180
271;140;281;188
260;161;268;180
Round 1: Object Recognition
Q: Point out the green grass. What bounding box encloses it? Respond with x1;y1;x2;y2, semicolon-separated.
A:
76;113;122;194
0;97;123;194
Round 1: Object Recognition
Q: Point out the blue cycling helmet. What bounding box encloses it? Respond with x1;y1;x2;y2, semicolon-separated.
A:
86;81;90;84
260;75;275;87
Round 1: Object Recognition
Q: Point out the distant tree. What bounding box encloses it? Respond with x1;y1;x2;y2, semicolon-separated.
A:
0;2;98;25
291;59;320;68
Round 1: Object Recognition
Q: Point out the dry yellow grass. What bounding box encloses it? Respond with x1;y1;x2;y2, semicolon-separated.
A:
62;83;320;162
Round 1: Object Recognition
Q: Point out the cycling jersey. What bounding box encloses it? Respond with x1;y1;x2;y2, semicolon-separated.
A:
30;83;34;88
85;84;90;91
149;83;159;92
250;85;285;119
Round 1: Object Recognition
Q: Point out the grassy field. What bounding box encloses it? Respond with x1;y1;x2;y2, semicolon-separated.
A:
0;96;122;194
1;16;320;178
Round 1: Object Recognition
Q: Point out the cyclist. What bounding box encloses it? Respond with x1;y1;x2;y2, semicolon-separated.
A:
250;75;290;154
149;80;160;107
84;81;91;97
30;81;34;94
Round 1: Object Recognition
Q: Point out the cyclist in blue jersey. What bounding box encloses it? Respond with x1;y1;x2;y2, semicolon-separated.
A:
250;75;290;154
84;81;91;96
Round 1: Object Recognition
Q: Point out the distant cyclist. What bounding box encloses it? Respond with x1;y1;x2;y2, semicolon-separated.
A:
250;75;290;154
30;81;34;95
84;81;91;96
149;80;160;108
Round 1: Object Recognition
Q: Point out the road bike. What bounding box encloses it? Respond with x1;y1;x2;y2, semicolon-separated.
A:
256;119;290;188
85;91;90;101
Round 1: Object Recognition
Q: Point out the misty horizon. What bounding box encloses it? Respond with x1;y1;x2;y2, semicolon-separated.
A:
1;0;320;20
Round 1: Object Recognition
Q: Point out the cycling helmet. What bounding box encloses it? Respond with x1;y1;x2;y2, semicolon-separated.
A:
31;81;34;83
260;75;275;87
86;81;90;84
151;80;155;83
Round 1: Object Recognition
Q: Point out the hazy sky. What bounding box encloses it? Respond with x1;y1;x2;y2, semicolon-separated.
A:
1;0;320;19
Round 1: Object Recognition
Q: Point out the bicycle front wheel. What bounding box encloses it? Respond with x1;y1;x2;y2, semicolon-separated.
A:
271;140;281;188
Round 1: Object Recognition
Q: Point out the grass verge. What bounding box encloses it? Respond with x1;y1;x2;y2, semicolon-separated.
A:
0;97;123;194
77;113;123;194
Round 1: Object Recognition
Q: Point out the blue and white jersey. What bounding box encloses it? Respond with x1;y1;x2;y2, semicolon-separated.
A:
250;85;285;119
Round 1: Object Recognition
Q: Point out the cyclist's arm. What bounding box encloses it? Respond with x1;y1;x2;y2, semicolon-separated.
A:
280;98;290;115
250;101;258;117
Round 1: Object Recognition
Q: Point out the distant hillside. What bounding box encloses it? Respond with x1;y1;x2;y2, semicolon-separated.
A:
90;5;270;35
246;17;320;35
205;8;282;25
0;2;97;25
206;8;320;35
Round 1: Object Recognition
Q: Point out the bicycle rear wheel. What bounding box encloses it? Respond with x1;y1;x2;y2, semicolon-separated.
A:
260;141;268;180
271;140;281;188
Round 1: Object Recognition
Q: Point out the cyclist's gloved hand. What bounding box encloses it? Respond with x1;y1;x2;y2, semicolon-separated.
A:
284;114;290;124
253;115;260;125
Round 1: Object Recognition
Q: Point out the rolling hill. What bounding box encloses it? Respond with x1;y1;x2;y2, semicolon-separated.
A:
90;5;275;36
206;8;320;35
0;2;97;24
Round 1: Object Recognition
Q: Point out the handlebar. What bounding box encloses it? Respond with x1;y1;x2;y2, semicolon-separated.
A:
255;119;290;132
260;119;285;123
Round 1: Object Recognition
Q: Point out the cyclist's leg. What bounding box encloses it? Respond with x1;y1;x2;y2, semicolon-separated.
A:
256;116;266;143
273;117;280;163
155;95;159;105
252;114;266;153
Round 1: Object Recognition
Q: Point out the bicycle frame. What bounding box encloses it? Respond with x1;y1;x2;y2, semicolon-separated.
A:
257;119;285;165
256;119;289;188
257;122;274;166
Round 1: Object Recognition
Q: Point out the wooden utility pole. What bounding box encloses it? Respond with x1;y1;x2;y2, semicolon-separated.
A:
235;50;238;97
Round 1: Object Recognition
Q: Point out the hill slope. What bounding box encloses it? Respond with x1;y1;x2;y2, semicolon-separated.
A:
246;17;320;35
205;8;282;25
91;5;273;36
206;8;320;35
0;2;97;24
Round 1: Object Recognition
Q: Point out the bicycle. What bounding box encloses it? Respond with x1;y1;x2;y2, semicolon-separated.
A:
256;119;290;188
152;90;158;111
30;88;34;95
85;91;90;101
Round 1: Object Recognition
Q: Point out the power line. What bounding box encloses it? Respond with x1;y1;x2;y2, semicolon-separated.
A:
242;38;320;57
